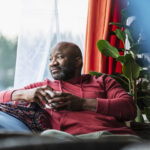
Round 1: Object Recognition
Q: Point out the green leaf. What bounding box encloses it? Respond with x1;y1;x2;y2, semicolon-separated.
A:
123;54;134;63
89;71;103;77
144;107;150;121
132;63;140;79
125;29;134;46
123;62;140;80
114;29;126;44
130;44;141;54
122;54;140;80
109;22;128;28
116;55;125;64
97;40;119;58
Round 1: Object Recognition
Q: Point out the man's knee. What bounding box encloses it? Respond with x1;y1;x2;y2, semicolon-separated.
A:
0;111;31;132
41;129;80;142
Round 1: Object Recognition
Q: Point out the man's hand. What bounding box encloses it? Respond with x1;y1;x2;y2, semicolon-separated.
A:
48;92;97;112
12;88;97;111
12;85;55;108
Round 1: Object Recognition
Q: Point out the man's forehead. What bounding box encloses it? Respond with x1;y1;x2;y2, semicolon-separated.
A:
50;46;71;56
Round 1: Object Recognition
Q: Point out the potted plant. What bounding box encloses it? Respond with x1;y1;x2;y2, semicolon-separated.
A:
90;5;150;124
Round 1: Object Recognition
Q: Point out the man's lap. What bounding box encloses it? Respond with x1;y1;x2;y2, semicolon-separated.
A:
0;111;31;132
0;111;142;143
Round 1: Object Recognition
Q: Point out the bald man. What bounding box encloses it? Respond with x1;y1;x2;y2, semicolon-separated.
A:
0;42;140;141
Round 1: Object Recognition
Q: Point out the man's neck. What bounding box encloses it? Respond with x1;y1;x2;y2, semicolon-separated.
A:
64;74;82;83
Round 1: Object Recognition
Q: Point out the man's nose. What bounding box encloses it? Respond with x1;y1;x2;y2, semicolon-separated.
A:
49;59;59;66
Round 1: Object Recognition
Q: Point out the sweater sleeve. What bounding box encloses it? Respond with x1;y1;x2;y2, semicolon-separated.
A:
0;80;47;103
0;90;16;103
96;75;137;121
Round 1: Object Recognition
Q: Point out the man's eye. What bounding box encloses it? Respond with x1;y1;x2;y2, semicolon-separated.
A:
57;55;63;59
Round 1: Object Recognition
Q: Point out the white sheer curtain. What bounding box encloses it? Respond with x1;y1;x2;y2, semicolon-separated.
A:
14;0;88;88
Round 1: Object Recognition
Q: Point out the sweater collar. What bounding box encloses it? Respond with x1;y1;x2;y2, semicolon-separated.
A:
52;74;91;84
63;74;91;84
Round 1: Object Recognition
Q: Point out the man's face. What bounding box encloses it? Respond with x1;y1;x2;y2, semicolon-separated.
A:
49;48;76;81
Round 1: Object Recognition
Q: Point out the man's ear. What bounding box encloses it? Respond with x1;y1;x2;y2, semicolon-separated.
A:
75;57;82;67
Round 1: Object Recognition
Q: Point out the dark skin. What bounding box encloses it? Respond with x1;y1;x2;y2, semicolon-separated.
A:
12;42;97;112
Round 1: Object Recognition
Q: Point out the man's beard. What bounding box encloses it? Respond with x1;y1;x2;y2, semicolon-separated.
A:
50;63;76;81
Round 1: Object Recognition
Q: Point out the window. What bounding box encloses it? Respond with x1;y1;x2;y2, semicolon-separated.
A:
0;0;88;89
0;0;20;90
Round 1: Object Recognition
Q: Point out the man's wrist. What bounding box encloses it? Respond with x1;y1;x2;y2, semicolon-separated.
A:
82;98;97;112
12;90;26;101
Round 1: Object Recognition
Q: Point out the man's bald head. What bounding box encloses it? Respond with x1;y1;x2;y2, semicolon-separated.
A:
52;41;82;59
49;42;83;80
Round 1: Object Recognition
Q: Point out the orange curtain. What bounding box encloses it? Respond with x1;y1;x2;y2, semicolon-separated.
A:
83;0;112;74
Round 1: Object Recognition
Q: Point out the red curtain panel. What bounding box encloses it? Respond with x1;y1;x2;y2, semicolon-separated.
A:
107;0;125;74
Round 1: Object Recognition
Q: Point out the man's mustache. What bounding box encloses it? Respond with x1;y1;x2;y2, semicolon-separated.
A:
50;66;67;72
50;66;61;70
50;65;72;72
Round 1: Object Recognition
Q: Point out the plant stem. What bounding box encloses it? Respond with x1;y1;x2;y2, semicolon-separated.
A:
133;79;137;103
128;79;132;95
133;79;144;123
